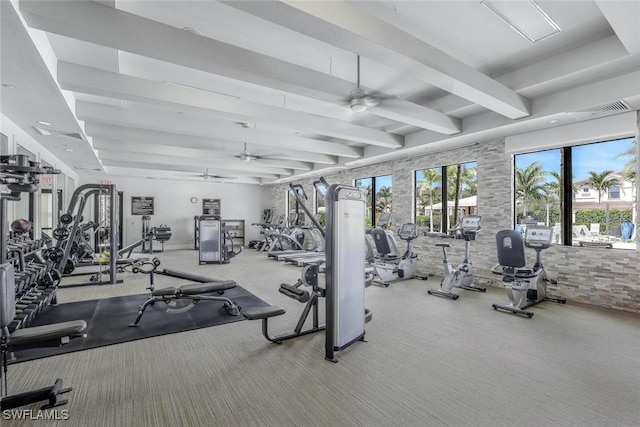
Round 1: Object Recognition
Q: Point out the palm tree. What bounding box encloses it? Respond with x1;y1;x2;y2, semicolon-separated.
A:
515;162;546;217
616;139;636;201
616;139;636;180
356;182;373;227
586;170;620;207
542;172;561;226
376;185;392;213
446;164;477;226
417;168;441;231
461;167;478;198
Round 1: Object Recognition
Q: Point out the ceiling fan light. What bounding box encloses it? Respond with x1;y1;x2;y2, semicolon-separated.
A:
350;98;368;112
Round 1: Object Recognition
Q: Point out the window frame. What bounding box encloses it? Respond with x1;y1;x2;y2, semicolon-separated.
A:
354;174;392;228
513;136;636;249
414;161;477;233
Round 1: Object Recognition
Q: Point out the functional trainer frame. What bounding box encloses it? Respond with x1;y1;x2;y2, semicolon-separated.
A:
243;179;369;362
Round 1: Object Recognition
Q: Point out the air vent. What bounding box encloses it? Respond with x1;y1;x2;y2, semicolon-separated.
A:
34;126;85;141
566;100;632;122
598;100;631;113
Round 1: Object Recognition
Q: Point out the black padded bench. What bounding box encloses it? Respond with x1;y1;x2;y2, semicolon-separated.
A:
129;280;240;326
1;263;87;410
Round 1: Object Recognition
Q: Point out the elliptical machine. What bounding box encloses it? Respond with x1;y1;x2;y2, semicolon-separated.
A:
427;215;485;300
491;225;566;318
370;222;427;287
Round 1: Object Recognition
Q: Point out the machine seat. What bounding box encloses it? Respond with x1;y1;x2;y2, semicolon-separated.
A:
9;320;87;348
243;305;286;320
151;287;178;297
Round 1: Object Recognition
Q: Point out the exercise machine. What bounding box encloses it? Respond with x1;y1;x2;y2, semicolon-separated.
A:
243;178;371;362
197;215;241;264
427;215;485;300
242;261;324;343
128;258;240;327
370;222;426;287
248;210;273;250
47;183;121;286
141;215;171;254
491;225;566;317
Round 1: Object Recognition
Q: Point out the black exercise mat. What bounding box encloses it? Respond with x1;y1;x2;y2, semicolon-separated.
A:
11;286;271;364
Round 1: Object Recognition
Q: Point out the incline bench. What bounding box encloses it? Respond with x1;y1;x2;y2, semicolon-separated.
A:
130;280;240;327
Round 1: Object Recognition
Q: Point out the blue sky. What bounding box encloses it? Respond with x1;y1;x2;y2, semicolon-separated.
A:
516;137;635;181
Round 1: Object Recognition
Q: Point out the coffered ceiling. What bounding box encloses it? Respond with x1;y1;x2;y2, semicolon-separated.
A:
2;1;639;184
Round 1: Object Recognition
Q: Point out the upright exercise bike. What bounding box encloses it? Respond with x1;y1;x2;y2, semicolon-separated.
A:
427;215;485;300
491;225;566;317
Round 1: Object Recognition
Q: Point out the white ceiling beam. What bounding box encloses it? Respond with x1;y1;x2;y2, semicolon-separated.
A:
19;0;459;134
84;122;339;166
100;159;279;181
103;166;263;185
409;70;640;151
595;1;640;55
97;151;293;177
347;69;640;167
428;35;633;114
92;138;313;171
224;0;530;119
58;61;401;148
75;100;361;159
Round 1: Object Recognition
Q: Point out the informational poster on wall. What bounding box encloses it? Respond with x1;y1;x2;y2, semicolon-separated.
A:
131;196;154;215
202;198;221;215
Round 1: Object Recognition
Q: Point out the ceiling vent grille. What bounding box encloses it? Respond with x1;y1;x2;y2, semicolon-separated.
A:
34;126;85;141
566;100;632;122
597;100;631;114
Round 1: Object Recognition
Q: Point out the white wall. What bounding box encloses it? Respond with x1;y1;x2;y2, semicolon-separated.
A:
78;175;265;249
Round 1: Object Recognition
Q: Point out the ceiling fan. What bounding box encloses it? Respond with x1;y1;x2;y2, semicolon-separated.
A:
235;143;260;162
193;168;237;180
347;55;380;113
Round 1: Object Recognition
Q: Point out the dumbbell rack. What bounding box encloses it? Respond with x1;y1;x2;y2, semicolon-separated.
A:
0;154;62;332
6;236;61;332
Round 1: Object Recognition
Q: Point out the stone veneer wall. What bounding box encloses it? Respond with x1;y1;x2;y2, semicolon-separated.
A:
265;128;640;313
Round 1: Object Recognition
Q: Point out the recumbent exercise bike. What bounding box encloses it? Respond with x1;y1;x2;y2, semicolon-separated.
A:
491;225;566;318
369;222;427;287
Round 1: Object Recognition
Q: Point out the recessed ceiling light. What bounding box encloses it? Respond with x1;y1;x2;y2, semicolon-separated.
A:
2;83;16;89
37;120;52;126
64;148;74;152
548;119;560;124
182;27;203;36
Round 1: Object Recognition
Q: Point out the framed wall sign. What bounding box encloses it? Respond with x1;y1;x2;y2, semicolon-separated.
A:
131;196;154;215
202;198;221;215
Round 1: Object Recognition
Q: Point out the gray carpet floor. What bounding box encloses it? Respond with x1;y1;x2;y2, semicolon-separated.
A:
4;249;640;427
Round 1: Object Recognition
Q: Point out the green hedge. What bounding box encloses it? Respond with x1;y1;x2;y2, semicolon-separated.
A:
416;213;442;232
575;209;632;233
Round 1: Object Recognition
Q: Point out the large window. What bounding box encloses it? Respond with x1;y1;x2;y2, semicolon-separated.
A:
415;162;477;232
514;137;636;250
355;174;392;228
515;149;562;240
